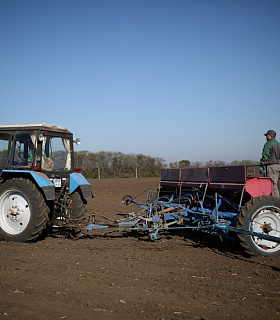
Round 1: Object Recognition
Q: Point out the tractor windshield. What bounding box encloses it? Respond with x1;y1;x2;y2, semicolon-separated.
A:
42;136;72;171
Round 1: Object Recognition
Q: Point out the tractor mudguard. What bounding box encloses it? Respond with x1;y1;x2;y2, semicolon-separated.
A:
0;170;55;200
245;177;274;197
69;172;93;199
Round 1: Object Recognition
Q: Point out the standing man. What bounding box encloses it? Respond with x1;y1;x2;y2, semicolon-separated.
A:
260;130;280;197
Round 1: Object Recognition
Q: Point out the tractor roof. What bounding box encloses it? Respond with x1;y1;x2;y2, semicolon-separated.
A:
0;123;71;133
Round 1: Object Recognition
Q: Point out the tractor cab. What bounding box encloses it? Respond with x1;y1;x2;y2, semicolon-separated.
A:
0;124;75;176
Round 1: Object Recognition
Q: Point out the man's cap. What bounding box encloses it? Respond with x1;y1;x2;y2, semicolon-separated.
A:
264;130;276;136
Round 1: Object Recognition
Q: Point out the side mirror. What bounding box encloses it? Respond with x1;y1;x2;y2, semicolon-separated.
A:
74;138;81;145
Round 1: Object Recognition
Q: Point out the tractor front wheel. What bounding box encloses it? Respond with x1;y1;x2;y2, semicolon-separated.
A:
237;195;280;256
0;178;49;242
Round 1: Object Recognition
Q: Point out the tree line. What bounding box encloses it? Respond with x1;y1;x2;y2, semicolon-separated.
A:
74;151;259;179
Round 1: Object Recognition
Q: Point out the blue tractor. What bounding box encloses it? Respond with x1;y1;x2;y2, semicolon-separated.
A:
0;124;92;242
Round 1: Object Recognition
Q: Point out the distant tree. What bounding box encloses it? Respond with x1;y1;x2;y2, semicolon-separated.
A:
191;161;204;168
75;150;259;179
205;160;213;167
230;160;240;166
169;161;179;169
179;160;191;168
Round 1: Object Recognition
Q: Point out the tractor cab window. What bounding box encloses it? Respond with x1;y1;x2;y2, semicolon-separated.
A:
0;134;9;168
42;136;72;171
13;134;36;168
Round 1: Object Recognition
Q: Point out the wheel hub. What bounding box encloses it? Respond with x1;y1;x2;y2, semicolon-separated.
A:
9;205;24;223
0;191;31;235
261;222;272;234
252;207;280;252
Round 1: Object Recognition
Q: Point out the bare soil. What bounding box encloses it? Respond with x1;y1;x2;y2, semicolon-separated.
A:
0;177;279;320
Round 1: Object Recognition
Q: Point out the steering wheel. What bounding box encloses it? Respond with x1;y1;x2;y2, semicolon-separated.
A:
18;152;26;161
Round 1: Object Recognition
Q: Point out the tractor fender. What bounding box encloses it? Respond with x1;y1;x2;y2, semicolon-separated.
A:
69;172;93;199
0;170;55;200
245;177;274;198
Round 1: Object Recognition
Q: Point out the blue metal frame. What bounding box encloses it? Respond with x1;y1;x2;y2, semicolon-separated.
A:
86;189;280;245
0;170;92;200
69;172;92;199
0;169;55;200
0;170;54;187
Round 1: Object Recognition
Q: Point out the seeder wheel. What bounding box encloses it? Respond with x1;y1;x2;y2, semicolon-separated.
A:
122;195;133;206
237;196;280;256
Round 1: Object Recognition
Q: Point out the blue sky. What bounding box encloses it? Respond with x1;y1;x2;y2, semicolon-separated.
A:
1;0;279;164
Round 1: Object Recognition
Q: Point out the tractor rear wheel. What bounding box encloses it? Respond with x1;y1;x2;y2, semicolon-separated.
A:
70;190;87;220
237;195;280;256
0;178;49;242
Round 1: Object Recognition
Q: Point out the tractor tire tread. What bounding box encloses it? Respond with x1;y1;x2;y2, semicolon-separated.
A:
0;177;49;242
237;195;280;256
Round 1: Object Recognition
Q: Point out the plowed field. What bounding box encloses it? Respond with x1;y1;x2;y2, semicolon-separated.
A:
0;178;279;320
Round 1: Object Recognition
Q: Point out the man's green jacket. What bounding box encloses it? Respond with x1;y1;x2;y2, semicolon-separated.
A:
260;139;280;166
